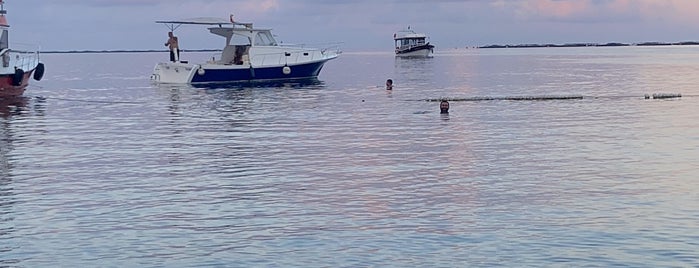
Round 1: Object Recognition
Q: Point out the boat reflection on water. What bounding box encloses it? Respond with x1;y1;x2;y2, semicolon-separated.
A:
394;55;436;86
153;77;327;126
0;96;46;118
0;97;20;266
0;96;27;118
189;77;326;90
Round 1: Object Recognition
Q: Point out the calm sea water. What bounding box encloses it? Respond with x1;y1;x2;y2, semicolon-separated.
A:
1;47;698;267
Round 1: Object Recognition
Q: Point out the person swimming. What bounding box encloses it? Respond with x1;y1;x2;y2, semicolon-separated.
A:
386;79;393;90
440;100;449;114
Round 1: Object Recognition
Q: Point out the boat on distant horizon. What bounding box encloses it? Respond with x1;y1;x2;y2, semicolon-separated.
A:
0;0;45;98
150;16;341;84
394;26;434;57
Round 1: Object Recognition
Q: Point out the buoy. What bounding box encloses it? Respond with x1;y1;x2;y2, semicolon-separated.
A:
33;63;45;81
12;68;24;86
282;66;291;75
197;67;205;76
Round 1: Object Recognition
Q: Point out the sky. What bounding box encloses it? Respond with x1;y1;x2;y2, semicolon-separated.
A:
6;0;699;52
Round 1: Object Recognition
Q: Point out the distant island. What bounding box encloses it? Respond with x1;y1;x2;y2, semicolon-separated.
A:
37;41;699;53
41;49;220;54
478;41;699;49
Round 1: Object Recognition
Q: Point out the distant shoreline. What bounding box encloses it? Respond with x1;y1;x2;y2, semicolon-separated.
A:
40;49;221;54
478;41;699;49
37;41;699;54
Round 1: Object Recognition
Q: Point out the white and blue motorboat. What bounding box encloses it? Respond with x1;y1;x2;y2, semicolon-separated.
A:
151;17;341;84
394;26;434;57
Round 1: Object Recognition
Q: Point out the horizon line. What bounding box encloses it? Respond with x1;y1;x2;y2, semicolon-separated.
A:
38;41;699;54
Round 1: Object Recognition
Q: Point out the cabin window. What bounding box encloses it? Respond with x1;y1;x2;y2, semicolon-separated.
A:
254;32;277;46
0;30;7;50
230;34;252;46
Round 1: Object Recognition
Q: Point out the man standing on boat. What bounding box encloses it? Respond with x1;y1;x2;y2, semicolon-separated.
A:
165;31;179;62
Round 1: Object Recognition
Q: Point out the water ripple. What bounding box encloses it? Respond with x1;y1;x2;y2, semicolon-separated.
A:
1;49;698;266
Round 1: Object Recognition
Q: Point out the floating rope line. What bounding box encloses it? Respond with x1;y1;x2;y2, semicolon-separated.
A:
647;93;682;99
424;93;685;102
32;95;147;105
426;95;583;102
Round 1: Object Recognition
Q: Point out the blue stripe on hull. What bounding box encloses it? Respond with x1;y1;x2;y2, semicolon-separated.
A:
191;60;327;83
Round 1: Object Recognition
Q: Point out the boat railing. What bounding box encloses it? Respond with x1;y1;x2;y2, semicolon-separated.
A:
249;43;342;66
9;42;40;71
317;42;343;56
287;42;343;51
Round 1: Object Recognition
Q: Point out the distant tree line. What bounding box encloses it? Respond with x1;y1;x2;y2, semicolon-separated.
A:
479;41;699;49
41;49;221;54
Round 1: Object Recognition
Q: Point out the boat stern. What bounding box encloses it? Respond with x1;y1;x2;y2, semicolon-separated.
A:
151;62;198;84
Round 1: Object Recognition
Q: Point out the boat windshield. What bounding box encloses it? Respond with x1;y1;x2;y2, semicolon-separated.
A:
230;34;251;46
254;31;277;46
399;38;426;47
0;29;7;50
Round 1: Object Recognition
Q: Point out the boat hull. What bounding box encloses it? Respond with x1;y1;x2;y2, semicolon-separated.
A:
396;44;434;57
152;59;333;84
0;69;35;98
193;60;328;83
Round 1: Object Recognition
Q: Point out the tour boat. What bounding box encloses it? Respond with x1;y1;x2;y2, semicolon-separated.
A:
151;17;341;84
394;26;434;57
0;0;45;98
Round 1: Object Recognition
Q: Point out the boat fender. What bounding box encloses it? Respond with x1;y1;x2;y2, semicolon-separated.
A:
282;66;291;75
12;68;24;86
33;63;45;81
197;66;205;76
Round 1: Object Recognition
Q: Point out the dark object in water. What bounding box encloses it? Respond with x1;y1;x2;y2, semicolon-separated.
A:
652;93;682;99
427;95;584;102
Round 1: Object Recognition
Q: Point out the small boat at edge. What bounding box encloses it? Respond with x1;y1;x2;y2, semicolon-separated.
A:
0;0;45;98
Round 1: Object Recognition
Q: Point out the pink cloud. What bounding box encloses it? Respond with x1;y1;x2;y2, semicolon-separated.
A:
498;0;699;23
518;0;593;19
637;0;699;22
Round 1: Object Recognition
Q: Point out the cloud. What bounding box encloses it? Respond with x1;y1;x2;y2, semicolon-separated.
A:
7;0;699;51
494;0;699;24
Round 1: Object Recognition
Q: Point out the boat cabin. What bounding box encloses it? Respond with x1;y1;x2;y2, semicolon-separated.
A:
394;28;430;52
395;36;428;50
209;25;277;65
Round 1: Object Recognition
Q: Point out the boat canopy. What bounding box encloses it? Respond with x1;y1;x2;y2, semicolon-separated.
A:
394;32;427;40
156;17;277;47
394;27;428;40
209;27;277;46
156;17;253;31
